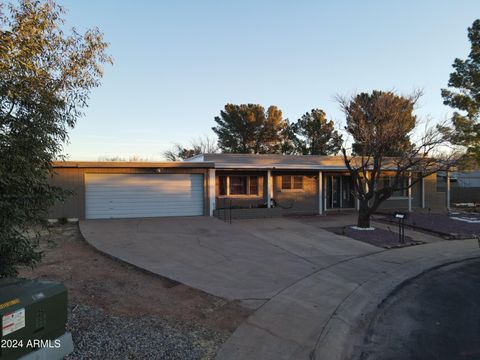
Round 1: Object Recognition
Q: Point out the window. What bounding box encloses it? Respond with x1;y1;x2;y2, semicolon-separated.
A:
219;176;227;195
217;175;260;196
230;176;247;195
282;176;291;190
249;176;259;195
436;173;447;192
293;176;303;190
282;175;304;190
382;176;407;197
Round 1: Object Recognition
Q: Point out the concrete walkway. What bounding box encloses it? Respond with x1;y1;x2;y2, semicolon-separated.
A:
216;239;480;360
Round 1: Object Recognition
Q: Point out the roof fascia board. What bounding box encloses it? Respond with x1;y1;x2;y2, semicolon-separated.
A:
213;164;425;172
52;161;214;168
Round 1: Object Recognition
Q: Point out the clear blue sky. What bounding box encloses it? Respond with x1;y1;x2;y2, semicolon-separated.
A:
58;0;479;160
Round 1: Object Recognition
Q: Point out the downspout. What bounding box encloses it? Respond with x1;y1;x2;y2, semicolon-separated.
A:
408;172;412;212
446;170;451;211
267;170;273;208
318;171;323;215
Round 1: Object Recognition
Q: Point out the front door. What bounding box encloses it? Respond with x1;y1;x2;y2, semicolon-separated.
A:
326;175;341;209
326;175;355;209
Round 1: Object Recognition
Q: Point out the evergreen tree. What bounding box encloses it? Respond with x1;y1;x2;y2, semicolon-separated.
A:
441;19;480;166
290;109;342;155
212;104;288;153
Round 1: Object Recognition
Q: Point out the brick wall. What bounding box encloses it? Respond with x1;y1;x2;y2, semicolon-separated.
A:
213;207;282;220
272;174;319;215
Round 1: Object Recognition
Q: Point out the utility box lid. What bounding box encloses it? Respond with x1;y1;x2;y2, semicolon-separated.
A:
0;279;65;305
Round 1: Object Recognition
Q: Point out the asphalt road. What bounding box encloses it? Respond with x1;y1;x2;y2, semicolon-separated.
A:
359;257;480;360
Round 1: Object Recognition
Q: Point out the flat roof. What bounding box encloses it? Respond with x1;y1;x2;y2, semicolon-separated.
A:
186;154;349;170
54;154;435;171
52;161;215;168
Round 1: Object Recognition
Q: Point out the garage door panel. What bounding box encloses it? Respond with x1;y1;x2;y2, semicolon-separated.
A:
85;174;204;219
87;203;204;211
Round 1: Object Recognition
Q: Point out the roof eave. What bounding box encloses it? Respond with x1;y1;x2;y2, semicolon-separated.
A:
52;161;215;168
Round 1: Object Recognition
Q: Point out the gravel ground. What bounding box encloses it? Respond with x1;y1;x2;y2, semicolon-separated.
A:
66;304;225;360
19;225;250;360
326;226;421;248
381;212;480;237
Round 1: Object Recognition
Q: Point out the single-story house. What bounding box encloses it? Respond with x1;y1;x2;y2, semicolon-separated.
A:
49;154;450;221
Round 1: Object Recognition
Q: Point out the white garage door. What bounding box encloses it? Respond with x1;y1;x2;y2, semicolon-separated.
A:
85;173;204;219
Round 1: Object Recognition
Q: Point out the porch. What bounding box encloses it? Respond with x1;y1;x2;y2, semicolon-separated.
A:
212;170;359;216
209;169;425;218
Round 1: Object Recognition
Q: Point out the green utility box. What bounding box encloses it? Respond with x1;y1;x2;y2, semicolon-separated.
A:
0;279;73;360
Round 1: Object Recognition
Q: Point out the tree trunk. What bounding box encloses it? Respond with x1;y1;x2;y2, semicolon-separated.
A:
357;200;371;228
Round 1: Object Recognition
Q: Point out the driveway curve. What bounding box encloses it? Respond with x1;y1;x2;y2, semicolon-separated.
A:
359;257;480;360
216;239;480;360
79;216;377;302
79;217;480;360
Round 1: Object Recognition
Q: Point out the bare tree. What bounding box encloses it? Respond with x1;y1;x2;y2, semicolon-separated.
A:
163;136;219;161
338;90;456;228
98;155;126;161
97;155;151;161
128;155;151;162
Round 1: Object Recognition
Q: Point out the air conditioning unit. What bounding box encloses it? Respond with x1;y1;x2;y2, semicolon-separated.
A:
0;279;73;360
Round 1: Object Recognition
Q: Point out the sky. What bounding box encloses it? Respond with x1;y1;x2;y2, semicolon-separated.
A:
56;0;480;160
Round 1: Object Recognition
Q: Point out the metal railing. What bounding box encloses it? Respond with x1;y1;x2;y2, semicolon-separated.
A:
216;198;232;224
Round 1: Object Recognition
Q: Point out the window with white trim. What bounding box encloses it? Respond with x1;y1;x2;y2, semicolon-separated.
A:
382;176;408;197
218;175;259;196
281;175;304;190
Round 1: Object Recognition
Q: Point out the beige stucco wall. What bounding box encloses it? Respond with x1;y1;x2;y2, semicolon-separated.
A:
376;176;422;211
423;173;447;212
374;173;446;212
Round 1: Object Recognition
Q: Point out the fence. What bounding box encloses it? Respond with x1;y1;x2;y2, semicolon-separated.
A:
451;187;480;204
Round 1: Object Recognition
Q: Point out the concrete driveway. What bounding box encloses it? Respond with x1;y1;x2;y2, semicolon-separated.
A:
80;216;480;359
79;216;378;302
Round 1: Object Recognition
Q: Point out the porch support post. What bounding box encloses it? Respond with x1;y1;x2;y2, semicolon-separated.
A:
208;169;216;216
421;176;425;209
446;170;451;211
408;172;412;212
267;170;273;208
318;171;323;215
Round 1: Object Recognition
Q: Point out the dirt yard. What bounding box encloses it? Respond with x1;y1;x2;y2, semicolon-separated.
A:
20;224;251;359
